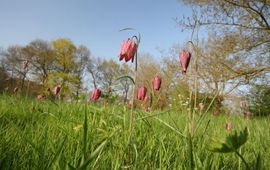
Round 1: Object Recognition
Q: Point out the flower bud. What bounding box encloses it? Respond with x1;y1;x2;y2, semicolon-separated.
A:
119;38;137;63
179;49;191;74
21;60;29;70
226;121;232;131
244;111;252;118
54;85;61;95
137;86;147;101
91;88;101;101
152;76;161;91
37;94;46;100
199;103;204;113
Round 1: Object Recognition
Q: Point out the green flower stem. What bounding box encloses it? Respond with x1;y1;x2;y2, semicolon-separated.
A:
129;35;140;142
187;40;198;138
186;21;198;169
129;63;137;140
235;150;250;170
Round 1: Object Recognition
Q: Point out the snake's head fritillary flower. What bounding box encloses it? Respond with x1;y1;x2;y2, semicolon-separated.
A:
244;111;252;118
241;100;247;108
54;85;61;95
226;121;232;131
21;60;29;70
47;88;51;92
152;76;161;91
213;110;220;116
128;100;133;106
137;86;147;101
13;87;18;93
37;94;46;100
179;49;191;74
119;38;137;63
91;88;101;101
199;103;204;113
144;107;150;112
144;95;149;102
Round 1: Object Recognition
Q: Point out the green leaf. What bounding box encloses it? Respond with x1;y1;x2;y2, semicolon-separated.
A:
207;139;234;153
67;163;76;170
47;135;67;169
78;128;119;170
253;152;262;170
121;137;138;169
188;134;195;169
116;75;135;85
225;127;248;151
4;117;41;154
83;104;88;160
78;138;108;170
207;127;248;153
136;110;151;128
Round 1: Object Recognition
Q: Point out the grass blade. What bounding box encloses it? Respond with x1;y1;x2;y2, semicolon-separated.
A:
78;128;119;170
83;104;88;160
47;135;67;169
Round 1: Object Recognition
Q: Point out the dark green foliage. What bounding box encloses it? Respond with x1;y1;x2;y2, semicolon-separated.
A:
207;127;248;153
248;84;270;117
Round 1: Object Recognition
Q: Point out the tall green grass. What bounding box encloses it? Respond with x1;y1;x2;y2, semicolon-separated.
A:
0;94;269;169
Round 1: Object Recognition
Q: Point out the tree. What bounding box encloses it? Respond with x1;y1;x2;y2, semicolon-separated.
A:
86;56;102;89
0;65;9;91
194;33;253;110
2;46;29;89
46;38;79;98
97;59;120;90
248;84;270;117
23;39;55;84
178;0;270;79
1;38;91;98
73;45;91;98
176;0;270;112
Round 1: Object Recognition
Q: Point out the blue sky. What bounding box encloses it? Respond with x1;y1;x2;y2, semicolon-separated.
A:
0;0;193;60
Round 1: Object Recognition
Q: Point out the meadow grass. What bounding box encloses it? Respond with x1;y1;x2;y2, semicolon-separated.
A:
0;94;269;169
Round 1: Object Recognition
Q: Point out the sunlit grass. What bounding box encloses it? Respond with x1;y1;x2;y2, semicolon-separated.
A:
0;94;269;169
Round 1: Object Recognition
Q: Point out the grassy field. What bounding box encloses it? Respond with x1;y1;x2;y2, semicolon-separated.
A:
0;94;269;169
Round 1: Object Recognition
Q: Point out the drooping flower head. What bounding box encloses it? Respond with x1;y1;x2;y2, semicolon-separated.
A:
119;38;137;63
144;107;150;112
241;100;247;108
152;76;161;91
226;121;232;131
144;95;149;102
128;99;133;107
212;110;220;116
13;87;18;93
179;49;191;74
54;85;61;95
37;94;46;100
199;103;204;113
91;88;101;101
137;86;147;101
244;111;252;118
21;60;29;70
